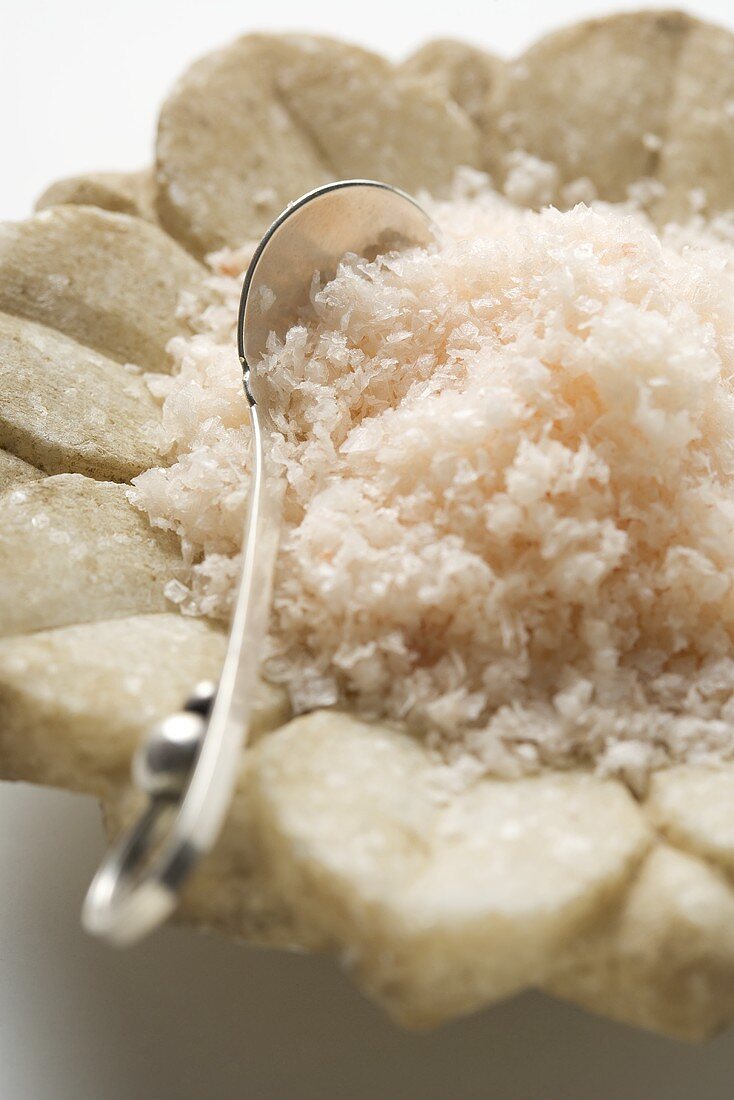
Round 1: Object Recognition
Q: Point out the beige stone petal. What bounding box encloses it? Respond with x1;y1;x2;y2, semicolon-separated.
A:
0;312;162;481
0;473;180;636
250;710;649;1026
0;612;289;799
36;169;157;222
400;39;504;127
482;11;696;203
0;448;41;491
155;33;480;256
647;765;734;876
653;22;734;221
0;206;204;372
547;845;734;1040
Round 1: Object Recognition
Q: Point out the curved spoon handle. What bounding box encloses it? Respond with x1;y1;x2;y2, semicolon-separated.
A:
82;395;281;945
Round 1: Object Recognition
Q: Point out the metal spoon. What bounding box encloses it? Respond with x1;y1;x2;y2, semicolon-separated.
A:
82;179;436;945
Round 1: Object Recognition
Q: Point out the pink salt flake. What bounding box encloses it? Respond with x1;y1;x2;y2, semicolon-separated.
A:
132;172;734;788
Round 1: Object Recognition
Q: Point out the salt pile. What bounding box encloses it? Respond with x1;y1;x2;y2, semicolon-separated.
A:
131;171;734;788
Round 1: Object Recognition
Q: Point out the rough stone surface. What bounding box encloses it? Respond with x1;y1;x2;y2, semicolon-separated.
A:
647;766;734;877
36;169;157;222
0;206;203;372
250;710;650;1026
0;312;163;481
401;39;504;127
0;474;181;636
548;844;734;1040
0;448;42;492
482;10;734;221
155;33;480;255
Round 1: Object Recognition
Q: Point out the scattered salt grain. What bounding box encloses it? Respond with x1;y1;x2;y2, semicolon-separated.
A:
642;132;663;153
258;285;276;312
164;578;190;605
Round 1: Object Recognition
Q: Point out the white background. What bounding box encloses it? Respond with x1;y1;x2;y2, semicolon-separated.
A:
2;1;734;1096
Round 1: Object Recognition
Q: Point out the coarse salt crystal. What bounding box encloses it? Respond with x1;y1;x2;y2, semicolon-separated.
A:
132;168;734;789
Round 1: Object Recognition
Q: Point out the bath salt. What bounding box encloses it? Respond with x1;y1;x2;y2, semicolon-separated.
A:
131;170;734;789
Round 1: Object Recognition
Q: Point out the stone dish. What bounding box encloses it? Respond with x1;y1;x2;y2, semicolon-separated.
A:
2;10;734;1040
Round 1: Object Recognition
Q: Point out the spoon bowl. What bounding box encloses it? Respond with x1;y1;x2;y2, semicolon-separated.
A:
238;179;437;393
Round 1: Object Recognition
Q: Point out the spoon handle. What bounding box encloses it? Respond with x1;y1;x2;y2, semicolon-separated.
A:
82;393;282;945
